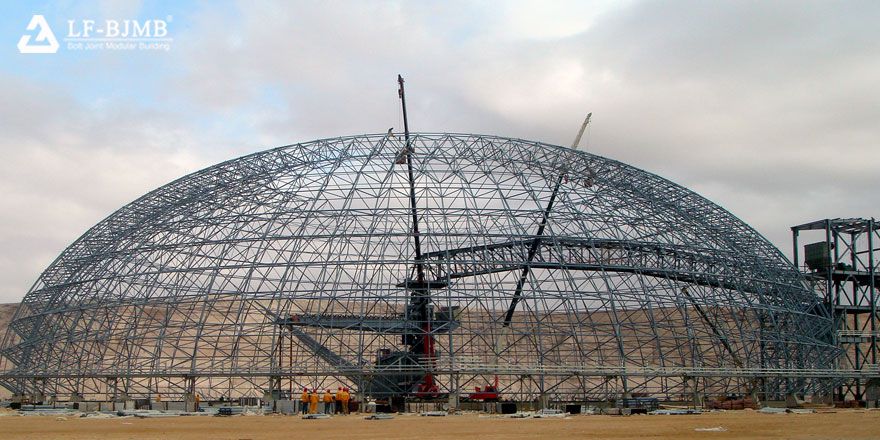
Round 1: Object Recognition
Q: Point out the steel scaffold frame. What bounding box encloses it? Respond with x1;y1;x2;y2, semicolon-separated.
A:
792;218;879;401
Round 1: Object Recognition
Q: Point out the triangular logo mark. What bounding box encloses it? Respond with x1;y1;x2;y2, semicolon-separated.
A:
18;15;59;54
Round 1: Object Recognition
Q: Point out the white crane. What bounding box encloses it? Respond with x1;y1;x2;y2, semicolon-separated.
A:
485;112;595;405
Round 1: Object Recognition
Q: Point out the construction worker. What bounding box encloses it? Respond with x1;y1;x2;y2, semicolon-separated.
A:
300;388;309;414
340;387;350;415
323;389;334;414
308;389;319;414
335;387;343;414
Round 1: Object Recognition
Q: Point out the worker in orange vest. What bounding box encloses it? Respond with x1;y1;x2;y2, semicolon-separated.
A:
300;388;309;414
323;389;334;414
335;387;343;414
308;389;319;414
340;387;350;415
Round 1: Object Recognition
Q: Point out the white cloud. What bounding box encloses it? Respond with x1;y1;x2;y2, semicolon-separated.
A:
0;75;216;302
486;0;628;41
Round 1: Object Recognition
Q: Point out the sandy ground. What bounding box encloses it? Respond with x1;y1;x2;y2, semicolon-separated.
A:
0;410;878;440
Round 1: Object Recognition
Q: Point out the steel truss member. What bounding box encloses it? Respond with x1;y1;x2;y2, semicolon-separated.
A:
1;133;840;403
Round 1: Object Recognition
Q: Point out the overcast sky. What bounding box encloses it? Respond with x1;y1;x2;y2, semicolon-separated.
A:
0;1;877;303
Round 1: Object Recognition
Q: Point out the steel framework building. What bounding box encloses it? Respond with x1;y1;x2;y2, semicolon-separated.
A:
792;218;879;401
0;133;842;404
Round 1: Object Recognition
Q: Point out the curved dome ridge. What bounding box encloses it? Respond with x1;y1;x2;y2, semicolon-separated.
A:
1;133;836;402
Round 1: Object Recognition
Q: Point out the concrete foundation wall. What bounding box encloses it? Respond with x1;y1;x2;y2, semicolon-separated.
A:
166;401;188;411
275;399;296;415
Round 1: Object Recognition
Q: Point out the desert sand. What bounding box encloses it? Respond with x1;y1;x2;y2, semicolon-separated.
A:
1;410;878;440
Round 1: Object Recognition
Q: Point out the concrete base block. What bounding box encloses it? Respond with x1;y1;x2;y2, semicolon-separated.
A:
276;399;296;415
866;381;880;409
166;401;188;411
810;394;833;405
77;401;99;412
785;394;804;408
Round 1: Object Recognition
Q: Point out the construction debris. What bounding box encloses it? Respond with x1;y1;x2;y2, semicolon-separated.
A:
755;407;815;414
694;426;727;432
364;414;395;420
80;412;116;419
302;413;331;419
650;409;701;415
19;408;76;417
707;397;758;410
532;409;568;418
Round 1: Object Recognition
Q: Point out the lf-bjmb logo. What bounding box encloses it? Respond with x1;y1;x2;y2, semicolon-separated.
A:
18;15;59;54
18;14;173;53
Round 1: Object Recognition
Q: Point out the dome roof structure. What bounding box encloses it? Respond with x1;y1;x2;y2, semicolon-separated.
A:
0;133;836;402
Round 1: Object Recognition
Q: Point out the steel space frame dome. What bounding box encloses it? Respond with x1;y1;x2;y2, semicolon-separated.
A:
1;133;836;402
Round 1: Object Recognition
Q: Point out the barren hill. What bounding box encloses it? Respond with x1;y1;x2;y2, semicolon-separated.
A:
0;303;16;335
0;303;18;398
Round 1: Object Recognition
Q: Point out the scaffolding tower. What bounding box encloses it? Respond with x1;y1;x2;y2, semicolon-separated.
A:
792;218;879;401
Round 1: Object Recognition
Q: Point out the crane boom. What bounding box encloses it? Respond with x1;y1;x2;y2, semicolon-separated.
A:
571;112;592;150
501;112;593;327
